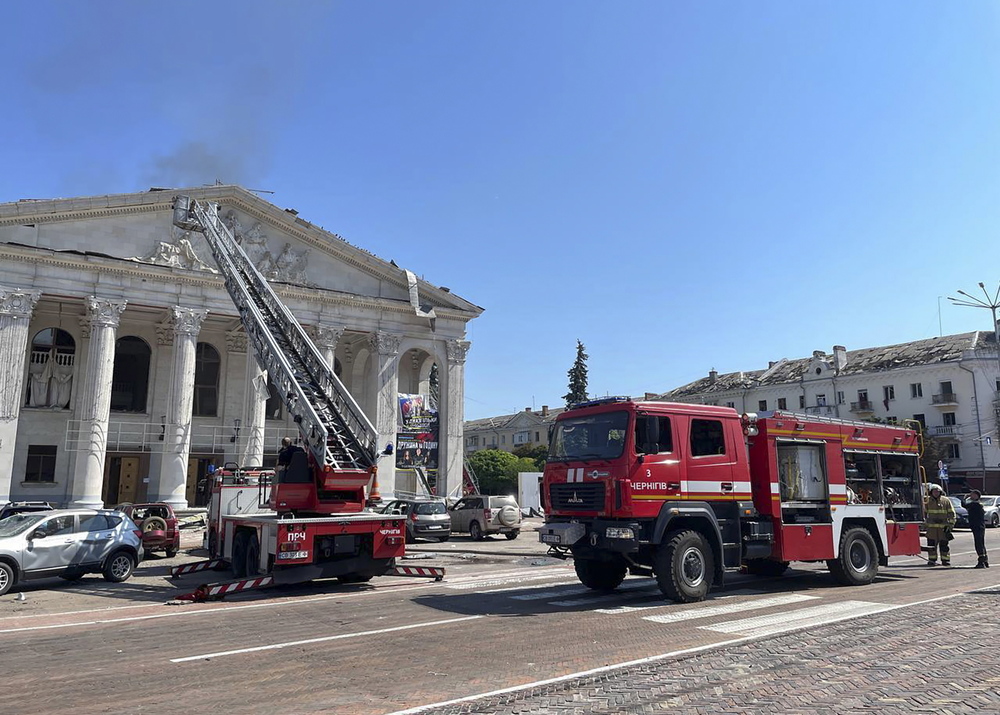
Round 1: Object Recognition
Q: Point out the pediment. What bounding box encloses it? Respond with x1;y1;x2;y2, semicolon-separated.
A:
509;412;543;428
0;186;482;316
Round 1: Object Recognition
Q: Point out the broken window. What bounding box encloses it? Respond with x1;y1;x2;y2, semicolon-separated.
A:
193;342;221;417
110;336;151;412
26;328;75;408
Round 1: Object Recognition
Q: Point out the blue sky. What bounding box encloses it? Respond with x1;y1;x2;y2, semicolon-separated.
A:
3;2;999;420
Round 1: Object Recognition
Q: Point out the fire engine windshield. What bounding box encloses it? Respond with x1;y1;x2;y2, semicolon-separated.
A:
549;411;629;461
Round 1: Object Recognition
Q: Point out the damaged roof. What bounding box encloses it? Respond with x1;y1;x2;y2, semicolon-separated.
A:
659;331;994;400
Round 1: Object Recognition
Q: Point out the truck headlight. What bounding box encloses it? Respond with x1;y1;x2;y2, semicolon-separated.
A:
605;527;635;540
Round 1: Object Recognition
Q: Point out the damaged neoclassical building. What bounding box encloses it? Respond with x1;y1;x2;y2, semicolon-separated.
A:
0;186;481;509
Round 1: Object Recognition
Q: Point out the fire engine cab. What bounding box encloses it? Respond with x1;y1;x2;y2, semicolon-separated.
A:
539;398;924;603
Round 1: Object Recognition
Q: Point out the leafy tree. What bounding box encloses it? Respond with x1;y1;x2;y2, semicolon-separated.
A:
467;449;518;494
563;339;589;407
513;444;548;471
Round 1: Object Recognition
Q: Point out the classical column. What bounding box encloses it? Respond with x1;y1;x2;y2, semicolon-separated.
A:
439;339;471;499
313;325;344;371
369;331;402;499
0;288;41;501
153;306;208;508
69;296;127;508
242;356;268;467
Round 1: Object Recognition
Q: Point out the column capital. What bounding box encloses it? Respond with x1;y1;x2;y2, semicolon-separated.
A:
446;339;471;365
85;296;127;329
311;325;345;351
0;287;41;319
171;306;209;336
226;327;248;353
370;331;402;357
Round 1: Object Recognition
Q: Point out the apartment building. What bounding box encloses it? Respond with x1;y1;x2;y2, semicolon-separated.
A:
464;405;562;454
656;332;1000;493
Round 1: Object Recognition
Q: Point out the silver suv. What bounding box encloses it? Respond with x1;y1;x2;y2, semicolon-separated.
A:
0;509;143;596
448;495;522;540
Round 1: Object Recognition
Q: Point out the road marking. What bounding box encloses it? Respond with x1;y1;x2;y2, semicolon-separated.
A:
443;567;572;584
479;579;580;595
169;615;483;663
702;600;892;637
445;571;575;590
383;591;966;715
631;593;818;621
548;579;658;606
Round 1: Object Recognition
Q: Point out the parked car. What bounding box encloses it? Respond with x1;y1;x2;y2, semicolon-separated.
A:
378;499;451;542
978;496;1000;528
0;501;54;521
117;503;180;557
448;495;522;540
948;496;969;528
0;509;143;596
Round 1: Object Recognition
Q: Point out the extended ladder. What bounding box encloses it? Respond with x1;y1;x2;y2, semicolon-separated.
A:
172;195;378;471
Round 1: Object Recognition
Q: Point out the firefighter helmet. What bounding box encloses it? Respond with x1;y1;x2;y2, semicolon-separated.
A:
928;483;943;494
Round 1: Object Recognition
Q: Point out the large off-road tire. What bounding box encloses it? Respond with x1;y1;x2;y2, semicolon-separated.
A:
655;529;714;603
245;532;261;577
745;559;789;577
828;527;879;586
231;530;249;579
505;530;520;541
102;550;135;583
141;516;168;533
0;561;16;596
575;557;627;591
470;521;484;541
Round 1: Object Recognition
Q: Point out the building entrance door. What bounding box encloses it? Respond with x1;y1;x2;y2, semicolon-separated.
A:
104;455;141;506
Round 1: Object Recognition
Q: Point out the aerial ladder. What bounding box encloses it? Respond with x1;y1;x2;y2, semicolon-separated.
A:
172;195;381;514
169;196;444;600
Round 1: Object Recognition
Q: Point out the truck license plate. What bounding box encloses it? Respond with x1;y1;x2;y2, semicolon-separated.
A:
540;534;561;544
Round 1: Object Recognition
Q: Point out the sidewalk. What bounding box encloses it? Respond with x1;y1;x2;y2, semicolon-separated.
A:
410;584;1000;714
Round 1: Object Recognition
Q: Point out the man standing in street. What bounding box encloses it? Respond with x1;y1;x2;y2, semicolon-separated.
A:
924;483;956;566
966;489;990;568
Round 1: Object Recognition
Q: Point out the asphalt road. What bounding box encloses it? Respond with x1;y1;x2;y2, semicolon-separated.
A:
1;524;998;715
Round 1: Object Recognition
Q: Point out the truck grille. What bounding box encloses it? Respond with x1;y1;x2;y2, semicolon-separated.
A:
550;483;605;511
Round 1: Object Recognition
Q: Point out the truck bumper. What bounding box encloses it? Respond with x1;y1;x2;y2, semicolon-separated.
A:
540;520;641;554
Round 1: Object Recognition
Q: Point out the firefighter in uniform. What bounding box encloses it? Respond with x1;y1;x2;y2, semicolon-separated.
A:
924;484;956;566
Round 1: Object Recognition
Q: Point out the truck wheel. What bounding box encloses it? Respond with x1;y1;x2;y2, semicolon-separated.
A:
470;521;484;541
745;559;789;577
655;529;714;603
245;533;261;576
575;557;627;591
232;531;249;579
828;527;878;586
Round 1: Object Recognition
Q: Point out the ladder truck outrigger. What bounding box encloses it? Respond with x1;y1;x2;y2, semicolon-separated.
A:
169;196;443;601
539;398;926;603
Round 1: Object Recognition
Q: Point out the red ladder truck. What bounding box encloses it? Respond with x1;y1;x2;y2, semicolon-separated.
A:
538;398;924;603
169;196;442;601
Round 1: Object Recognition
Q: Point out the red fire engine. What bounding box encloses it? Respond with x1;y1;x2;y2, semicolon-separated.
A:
539;398;924;603
168;196;442;601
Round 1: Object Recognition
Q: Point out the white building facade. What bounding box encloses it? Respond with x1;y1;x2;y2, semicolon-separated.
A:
0;186;482;509
657;334;1000;493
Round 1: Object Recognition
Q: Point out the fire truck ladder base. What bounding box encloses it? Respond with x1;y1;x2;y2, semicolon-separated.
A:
169;559;228;578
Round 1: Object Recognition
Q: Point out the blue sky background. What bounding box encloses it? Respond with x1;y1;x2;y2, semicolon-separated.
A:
3;2;999;420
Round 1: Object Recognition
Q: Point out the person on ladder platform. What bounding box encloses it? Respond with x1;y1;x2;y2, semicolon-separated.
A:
924;484;956;566
966;489;990;568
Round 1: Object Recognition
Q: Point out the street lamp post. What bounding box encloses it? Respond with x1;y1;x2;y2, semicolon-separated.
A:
949;282;1000;388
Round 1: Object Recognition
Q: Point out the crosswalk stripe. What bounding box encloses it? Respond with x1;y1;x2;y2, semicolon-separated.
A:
636;593;818;621
548;579;657;606
480;580;579;595
445;572;574;590
702;600;891;638
441;567;572;584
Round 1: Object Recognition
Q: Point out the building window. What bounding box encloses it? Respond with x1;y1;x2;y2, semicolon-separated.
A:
943;412;957;427
777;398;787;410
758;400;767;411
836;391;845;405
816;394;827;407
726;401;736;408
535;431;540;442
193;342;221;417
514;431;530;445
110;336;151;413
858;389;868;402
883;385;895;401
25;445;57;483
886;416;898;425
265;379;283;420
798;395;805;409
910;383;922;399
947;444;961;459
913;413;926;428
26;328;76;408
501;435;506;445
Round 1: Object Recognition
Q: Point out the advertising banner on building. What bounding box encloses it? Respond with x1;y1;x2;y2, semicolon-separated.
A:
396;393;439;472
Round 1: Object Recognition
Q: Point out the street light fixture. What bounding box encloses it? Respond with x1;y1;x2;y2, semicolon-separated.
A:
948;282;1000;386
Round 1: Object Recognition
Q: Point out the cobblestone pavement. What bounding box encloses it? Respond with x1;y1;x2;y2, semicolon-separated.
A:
416;588;1000;715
